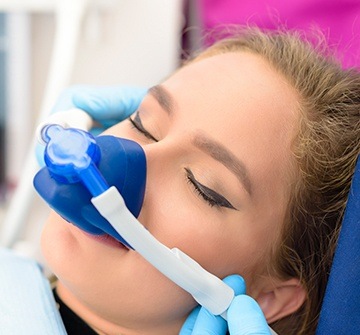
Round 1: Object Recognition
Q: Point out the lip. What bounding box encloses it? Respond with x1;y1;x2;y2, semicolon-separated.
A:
79;229;130;250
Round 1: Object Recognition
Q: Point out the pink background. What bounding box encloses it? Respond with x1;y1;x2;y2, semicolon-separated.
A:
199;0;360;68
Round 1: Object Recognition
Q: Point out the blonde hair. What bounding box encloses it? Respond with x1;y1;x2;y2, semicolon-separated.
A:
191;27;360;334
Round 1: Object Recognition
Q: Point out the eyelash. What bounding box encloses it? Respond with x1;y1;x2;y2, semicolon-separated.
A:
185;168;237;210
129;113;237;210
185;169;219;208
128;112;158;142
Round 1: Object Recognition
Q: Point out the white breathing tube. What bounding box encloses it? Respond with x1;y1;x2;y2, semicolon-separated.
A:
92;186;235;317
38;109;278;334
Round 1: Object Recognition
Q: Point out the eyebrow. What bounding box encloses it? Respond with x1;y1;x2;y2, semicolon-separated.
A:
148;85;174;115
192;133;253;196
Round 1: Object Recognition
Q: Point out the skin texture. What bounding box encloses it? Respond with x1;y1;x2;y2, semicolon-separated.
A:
42;51;303;335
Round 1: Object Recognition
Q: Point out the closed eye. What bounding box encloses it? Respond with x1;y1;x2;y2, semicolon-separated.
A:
185;168;238;210
128;111;158;142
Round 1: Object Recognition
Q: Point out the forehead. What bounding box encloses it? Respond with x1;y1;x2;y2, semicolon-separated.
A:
161;51;300;199
163;51;298;121
162;51;299;143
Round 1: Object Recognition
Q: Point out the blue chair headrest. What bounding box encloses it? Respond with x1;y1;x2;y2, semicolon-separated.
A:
316;157;360;334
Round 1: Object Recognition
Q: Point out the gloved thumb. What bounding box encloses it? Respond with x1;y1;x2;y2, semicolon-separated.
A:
228;295;271;335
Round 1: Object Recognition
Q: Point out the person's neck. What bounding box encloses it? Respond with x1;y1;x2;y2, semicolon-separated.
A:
55;282;183;335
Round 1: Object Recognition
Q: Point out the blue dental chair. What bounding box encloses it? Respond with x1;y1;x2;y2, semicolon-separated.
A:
0;157;359;334
316;156;360;334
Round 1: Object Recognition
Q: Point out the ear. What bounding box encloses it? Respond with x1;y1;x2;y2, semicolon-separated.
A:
253;278;306;324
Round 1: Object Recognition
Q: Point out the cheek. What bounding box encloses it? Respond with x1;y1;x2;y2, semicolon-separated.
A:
140;179;264;284
41;212;78;273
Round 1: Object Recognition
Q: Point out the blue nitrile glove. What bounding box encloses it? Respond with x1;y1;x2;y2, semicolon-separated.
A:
36;85;147;166
180;275;271;335
70;85;147;131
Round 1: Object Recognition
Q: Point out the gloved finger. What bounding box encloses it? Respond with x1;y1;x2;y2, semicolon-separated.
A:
185;274;246;335
72;86;147;121
223;274;246;296
191;307;227;335
228;295;271;335
179;274;247;335
179;306;201;335
179;275;246;335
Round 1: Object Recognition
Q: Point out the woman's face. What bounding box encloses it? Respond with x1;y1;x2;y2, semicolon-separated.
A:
42;51;299;334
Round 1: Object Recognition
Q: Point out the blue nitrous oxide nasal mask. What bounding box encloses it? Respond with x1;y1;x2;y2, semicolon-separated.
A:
35;124;146;249
34;109;277;334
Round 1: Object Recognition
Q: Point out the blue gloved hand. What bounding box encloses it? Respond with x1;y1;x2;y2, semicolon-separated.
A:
180;275;271;335
36;85;147;166
70;85;147;131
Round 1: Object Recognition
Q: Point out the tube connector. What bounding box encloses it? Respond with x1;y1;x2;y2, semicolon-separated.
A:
40;124;108;196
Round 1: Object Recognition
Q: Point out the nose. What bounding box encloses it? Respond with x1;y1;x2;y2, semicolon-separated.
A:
135;137;184;224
